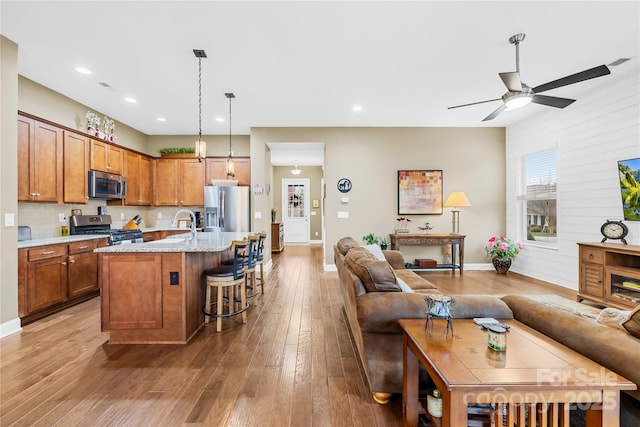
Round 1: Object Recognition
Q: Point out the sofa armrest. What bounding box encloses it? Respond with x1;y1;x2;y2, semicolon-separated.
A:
357;292;427;333
383;250;406;269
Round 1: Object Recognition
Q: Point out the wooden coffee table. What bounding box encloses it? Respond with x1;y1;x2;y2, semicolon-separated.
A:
399;319;636;427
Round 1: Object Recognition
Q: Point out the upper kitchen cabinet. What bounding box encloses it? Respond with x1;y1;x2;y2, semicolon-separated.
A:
206;157;251;186
63;131;90;204
91;139;124;175
18;116;63;203
123;151;152;206
154;158;205;206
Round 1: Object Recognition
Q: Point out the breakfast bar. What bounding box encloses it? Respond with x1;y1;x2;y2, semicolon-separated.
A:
95;232;251;344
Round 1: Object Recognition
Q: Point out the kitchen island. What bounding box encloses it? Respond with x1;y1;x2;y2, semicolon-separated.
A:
95;232;252;344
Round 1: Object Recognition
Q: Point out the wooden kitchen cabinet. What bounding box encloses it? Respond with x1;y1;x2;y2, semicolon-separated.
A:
101;253;163;330
154;158;205;206
271;222;284;253
25;244;68;313
205;156;251;185
18;237;108;325
124;150;152;205
63;130;90;204
181;159;205;205
18;115;63;203
67;240;101;298
91;139;124;175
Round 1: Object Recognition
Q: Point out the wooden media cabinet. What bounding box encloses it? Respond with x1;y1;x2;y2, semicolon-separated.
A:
577;242;640;309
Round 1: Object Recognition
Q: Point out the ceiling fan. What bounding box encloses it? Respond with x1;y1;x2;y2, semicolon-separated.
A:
448;33;611;121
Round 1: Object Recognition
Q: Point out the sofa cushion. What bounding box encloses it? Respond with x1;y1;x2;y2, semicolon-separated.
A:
345;248;401;292
622;305;640;338
336;237;360;256
394;269;437;290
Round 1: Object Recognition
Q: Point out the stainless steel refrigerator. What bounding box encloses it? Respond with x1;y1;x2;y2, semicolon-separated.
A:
204;186;251;232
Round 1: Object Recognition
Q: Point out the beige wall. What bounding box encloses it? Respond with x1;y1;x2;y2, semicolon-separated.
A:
251;127;506;266
1;36;19;325
272;165;323;241
18;76;149;154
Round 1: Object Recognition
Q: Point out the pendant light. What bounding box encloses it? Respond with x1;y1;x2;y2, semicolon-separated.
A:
193;49;207;162
290;165;302;175
225;92;235;177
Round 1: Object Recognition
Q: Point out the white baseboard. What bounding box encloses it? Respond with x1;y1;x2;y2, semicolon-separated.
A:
1;318;22;338
324;264;337;272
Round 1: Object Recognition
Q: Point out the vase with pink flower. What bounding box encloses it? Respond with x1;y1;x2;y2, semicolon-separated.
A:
485;236;523;274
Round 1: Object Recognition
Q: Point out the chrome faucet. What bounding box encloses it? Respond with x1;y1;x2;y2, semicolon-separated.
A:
172;208;197;240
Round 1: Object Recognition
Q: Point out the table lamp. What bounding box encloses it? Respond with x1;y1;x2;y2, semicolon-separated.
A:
444;192;471;234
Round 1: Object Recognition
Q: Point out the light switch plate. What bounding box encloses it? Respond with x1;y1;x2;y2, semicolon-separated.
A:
255;211;262;219
337;211;349;219
4;213;15;227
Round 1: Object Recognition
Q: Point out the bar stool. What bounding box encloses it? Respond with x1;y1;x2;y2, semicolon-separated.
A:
254;231;267;295
244;234;259;299
203;239;248;332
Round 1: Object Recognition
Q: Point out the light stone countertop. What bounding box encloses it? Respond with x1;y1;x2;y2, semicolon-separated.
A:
17;234;108;249
94;232;253;253
16;227;193;249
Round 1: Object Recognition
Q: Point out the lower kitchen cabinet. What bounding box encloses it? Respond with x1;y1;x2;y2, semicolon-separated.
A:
271;222;284;253
18;237;108;325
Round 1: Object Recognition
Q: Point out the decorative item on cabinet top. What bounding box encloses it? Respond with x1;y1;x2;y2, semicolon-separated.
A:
86;111;116;142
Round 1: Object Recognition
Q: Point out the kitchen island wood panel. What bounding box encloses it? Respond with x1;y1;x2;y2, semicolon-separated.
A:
99;250;222;344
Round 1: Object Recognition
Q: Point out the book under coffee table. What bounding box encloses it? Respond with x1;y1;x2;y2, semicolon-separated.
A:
399;319;636;427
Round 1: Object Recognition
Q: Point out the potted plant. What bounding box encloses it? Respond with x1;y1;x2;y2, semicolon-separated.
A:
378;237;389;250
159;147;196;157
271;207;278;223
362;233;379;245
485;236;523;274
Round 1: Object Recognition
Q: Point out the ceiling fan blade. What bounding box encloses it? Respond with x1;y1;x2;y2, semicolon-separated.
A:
532;65;611;93
499;72;522;92
448;98;501;109
531;95;576;108
482;104;507;121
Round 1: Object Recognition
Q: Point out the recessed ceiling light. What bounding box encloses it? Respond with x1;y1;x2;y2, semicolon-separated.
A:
215;117;225;122
156;117;167;122
124;97;137;103
352;105;363;112
75;67;92;75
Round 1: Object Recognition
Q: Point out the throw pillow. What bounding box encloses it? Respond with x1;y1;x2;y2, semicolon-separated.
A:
363;244;386;261
621;304;640;338
596;307;630;331
345;250;400;292
336;237;359;255
396;277;414;293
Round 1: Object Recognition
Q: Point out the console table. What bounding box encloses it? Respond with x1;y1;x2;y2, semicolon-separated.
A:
389;233;465;274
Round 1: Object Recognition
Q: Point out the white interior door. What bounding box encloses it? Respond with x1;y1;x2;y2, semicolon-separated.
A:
282;178;310;243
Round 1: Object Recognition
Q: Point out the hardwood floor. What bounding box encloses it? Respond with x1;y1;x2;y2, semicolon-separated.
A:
1;245;579;426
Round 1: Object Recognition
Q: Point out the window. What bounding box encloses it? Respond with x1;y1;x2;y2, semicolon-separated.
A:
519;149;557;246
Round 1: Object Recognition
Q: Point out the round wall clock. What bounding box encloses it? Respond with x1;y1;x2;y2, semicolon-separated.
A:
337;178;352;193
600;220;628;244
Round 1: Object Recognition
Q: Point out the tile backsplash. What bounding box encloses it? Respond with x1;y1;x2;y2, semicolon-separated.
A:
18;201;204;239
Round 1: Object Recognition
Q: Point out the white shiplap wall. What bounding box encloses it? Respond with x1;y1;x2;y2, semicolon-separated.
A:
505;67;640;290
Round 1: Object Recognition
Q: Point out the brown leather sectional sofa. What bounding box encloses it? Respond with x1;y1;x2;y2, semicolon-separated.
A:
334;237;640;423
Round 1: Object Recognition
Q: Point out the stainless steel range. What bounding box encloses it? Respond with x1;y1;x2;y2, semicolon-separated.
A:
69;215;143;245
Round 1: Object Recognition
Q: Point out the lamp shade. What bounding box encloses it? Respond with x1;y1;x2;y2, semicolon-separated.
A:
444;192;472;208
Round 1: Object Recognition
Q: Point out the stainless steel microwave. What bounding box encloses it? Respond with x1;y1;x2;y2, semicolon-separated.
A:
88;170;127;199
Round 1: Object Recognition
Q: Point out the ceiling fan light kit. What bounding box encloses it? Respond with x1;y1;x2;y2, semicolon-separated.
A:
448;33;611;121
